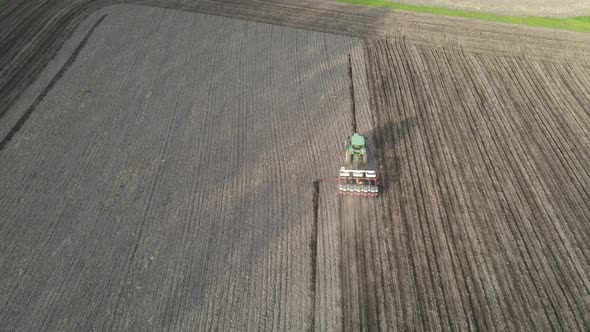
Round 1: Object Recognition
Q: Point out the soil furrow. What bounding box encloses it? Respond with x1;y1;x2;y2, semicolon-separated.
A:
1;1;589;330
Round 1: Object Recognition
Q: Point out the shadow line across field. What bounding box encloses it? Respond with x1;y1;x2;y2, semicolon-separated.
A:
1;0;590;330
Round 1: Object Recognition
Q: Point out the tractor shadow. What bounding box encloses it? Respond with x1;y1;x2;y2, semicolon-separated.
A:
363;117;418;192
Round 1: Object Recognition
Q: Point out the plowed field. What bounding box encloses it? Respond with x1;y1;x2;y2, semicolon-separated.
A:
1;1;589;330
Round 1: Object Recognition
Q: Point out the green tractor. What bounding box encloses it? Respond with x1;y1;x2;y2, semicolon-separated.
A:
345;133;368;165
338;132;382;197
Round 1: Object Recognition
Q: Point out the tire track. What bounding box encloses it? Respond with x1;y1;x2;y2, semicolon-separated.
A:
0;14;107;152
0;14;108;319
309;180;320;332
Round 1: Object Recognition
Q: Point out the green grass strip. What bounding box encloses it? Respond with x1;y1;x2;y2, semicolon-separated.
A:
336;0;590;33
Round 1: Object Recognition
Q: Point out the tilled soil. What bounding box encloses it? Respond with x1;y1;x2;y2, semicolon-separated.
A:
1;0;589;330
0;6;363;330
355;37;590;330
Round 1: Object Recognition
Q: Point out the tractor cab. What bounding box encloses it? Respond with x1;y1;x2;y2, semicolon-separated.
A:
338;132;382;197
350;133;366;150
345;133;367;164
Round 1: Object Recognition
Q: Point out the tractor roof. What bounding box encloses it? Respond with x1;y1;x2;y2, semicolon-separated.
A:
351;133;365;146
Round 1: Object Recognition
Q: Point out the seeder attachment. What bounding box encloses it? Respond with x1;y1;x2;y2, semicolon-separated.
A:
338;166;382;197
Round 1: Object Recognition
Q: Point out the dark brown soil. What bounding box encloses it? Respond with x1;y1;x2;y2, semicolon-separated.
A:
1;1;589;330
